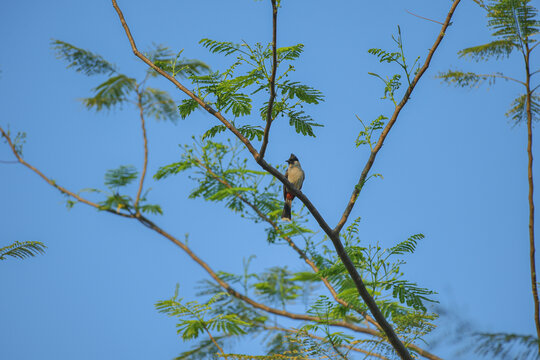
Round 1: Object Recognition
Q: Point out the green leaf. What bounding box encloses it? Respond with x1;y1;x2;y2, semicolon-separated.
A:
207;187;255;201
471;332;540;359
391;280;437;311
98;193;133;213
178;98;200;119
506;93;540;123
202;125;228;140
82;74;137;111
390;234;425;255
278;81;324;104
238;125;264;141
154;160;194;180
368;48;401;63
437;70;502;88
142;87;179;122
221;92;252;117
0;241;46;261
487;0;540;43
145;44;210;78
458;39;516;60
104;165;138;188
140;204;163;215
287;110;323;137
52;39;116;76
199;38;245;56
276;44;304;61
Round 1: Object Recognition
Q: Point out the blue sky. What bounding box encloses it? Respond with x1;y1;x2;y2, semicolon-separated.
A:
1;0;538;359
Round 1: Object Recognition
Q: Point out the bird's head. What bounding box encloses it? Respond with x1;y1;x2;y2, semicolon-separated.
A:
286;153;299;164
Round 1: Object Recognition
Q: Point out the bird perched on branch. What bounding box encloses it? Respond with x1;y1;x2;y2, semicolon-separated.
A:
281;153;305;221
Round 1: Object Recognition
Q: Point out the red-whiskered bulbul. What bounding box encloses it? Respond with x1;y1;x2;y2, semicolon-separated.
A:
281;153;305;221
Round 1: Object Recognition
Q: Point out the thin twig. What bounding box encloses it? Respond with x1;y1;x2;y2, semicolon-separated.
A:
134;89;149;213
334;0;462;235
405;10;445;25
476;72;526;86
203;326;226;357
259;0;278;159
0;125;133;219
524;41;540;354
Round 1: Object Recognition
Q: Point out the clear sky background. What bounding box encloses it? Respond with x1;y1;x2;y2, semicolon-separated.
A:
1;0;538;359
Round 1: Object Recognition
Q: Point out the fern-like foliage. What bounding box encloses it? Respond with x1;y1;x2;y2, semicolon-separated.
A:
145;44;210;79
154;139;313;244
184;39;324;137
141;87;179;122
156;290;249;340
104;165;138;189
506;94;540;122
367;26;421;103
471;332;540;359
437;70;504;87
82;74;137;111
0;241;46;261
439;0;539;125
459;39;516;60
53;39;208;123
52;39;117;76
253;267;302;308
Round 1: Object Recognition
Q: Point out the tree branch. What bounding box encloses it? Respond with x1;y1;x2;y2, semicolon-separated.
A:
134;89;149;212
259;0;278;160
334;0;462;235
193;157;381;328
134;214;382;337
0;125;134;219
111;1;460;358
524;43;540;354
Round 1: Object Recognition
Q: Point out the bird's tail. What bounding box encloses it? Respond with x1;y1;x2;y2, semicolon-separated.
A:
281;199;292;221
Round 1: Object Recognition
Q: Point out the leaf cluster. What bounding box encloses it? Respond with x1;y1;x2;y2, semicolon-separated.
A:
53;40;208;122
367;26;421;105
155;139;314;245
0;241;46;261
178;39;324;138
439;0;540;124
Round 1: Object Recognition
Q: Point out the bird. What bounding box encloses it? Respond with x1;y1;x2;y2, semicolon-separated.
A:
281;153;305;221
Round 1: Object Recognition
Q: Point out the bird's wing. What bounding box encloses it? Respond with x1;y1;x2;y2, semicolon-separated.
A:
283;167;289;199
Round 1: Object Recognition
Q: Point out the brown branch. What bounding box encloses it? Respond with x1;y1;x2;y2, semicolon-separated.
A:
475;73;526;86
524;43;540;354
259;0;278;160
193;157;381;329
334;0;462;236
110;1;460;358
134;89;149;212
111;0;260;161
194;161;443;360
203;326;226;357
0;125;134;219
134;214;383;337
